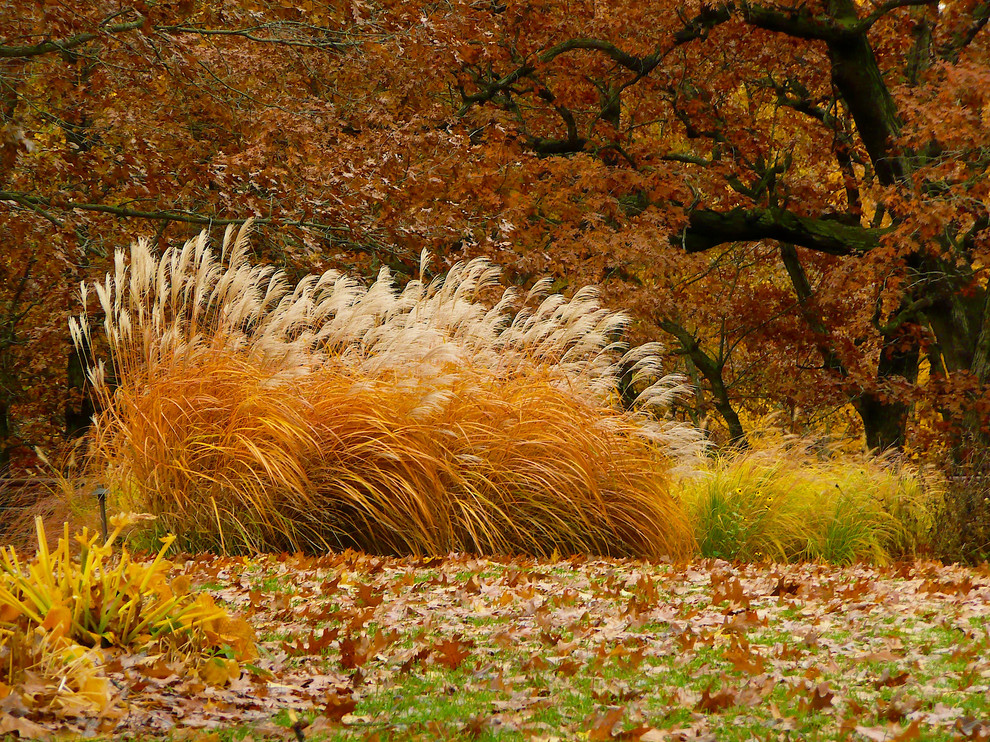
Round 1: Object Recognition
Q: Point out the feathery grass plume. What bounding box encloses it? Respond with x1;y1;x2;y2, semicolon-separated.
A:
72;223;702;557
676;428;939;564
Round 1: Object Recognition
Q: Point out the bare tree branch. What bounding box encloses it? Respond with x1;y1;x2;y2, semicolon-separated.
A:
0;191;412;268
156;23;361;50
0;19;144;59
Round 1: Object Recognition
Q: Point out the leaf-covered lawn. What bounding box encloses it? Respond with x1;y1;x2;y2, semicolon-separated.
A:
11;554;990;741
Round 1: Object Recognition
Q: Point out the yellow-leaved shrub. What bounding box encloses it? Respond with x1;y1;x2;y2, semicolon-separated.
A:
0;515;257;713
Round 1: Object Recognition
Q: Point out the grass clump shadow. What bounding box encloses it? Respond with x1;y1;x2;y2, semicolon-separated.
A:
70;221;703;559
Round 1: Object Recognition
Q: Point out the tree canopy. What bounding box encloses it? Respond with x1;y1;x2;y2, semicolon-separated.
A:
2;0;988;469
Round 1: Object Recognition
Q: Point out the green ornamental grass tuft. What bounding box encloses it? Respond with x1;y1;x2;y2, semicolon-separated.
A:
676;435;939;564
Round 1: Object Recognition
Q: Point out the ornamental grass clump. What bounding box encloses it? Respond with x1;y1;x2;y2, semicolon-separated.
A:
71;222;702;558
677;435;939;564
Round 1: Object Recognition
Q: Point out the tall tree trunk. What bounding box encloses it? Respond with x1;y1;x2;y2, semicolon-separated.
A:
854;341;920;451
0;398;10;472
822;2;922;449
657;317;748;448
65;342;95;438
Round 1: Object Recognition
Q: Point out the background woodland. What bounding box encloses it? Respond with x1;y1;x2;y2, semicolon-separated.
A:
2;0;989;472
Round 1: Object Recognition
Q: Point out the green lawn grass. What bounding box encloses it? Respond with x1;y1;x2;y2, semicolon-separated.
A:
8;551;980;742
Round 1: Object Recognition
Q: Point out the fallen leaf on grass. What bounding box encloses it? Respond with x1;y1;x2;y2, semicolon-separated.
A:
322;689;358;722
877;691;922;723
587;705;626;740
432;636;475;670
282;628;338;657
723;635;766;675
801;682;834;711
695;685;736;713
635;730;674;742
338;629;398;669
552;658;582;676
198;657;240;687
855;720;922;741
491;690;553;712
523;654;550;672
171;731;222;742
857;649;902;662
873;668;910;689
0;714;52;741
591;681;644;704
723;609;765;632
955;716;990;740
355;582;384;607
734;675;778;707
711;577;749;608
458;715;492;739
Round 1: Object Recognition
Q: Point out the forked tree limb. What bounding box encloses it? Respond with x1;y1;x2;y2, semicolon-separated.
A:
673;207;891;257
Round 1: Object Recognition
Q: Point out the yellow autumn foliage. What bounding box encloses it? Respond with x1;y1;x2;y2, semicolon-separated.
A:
0;517;257;711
